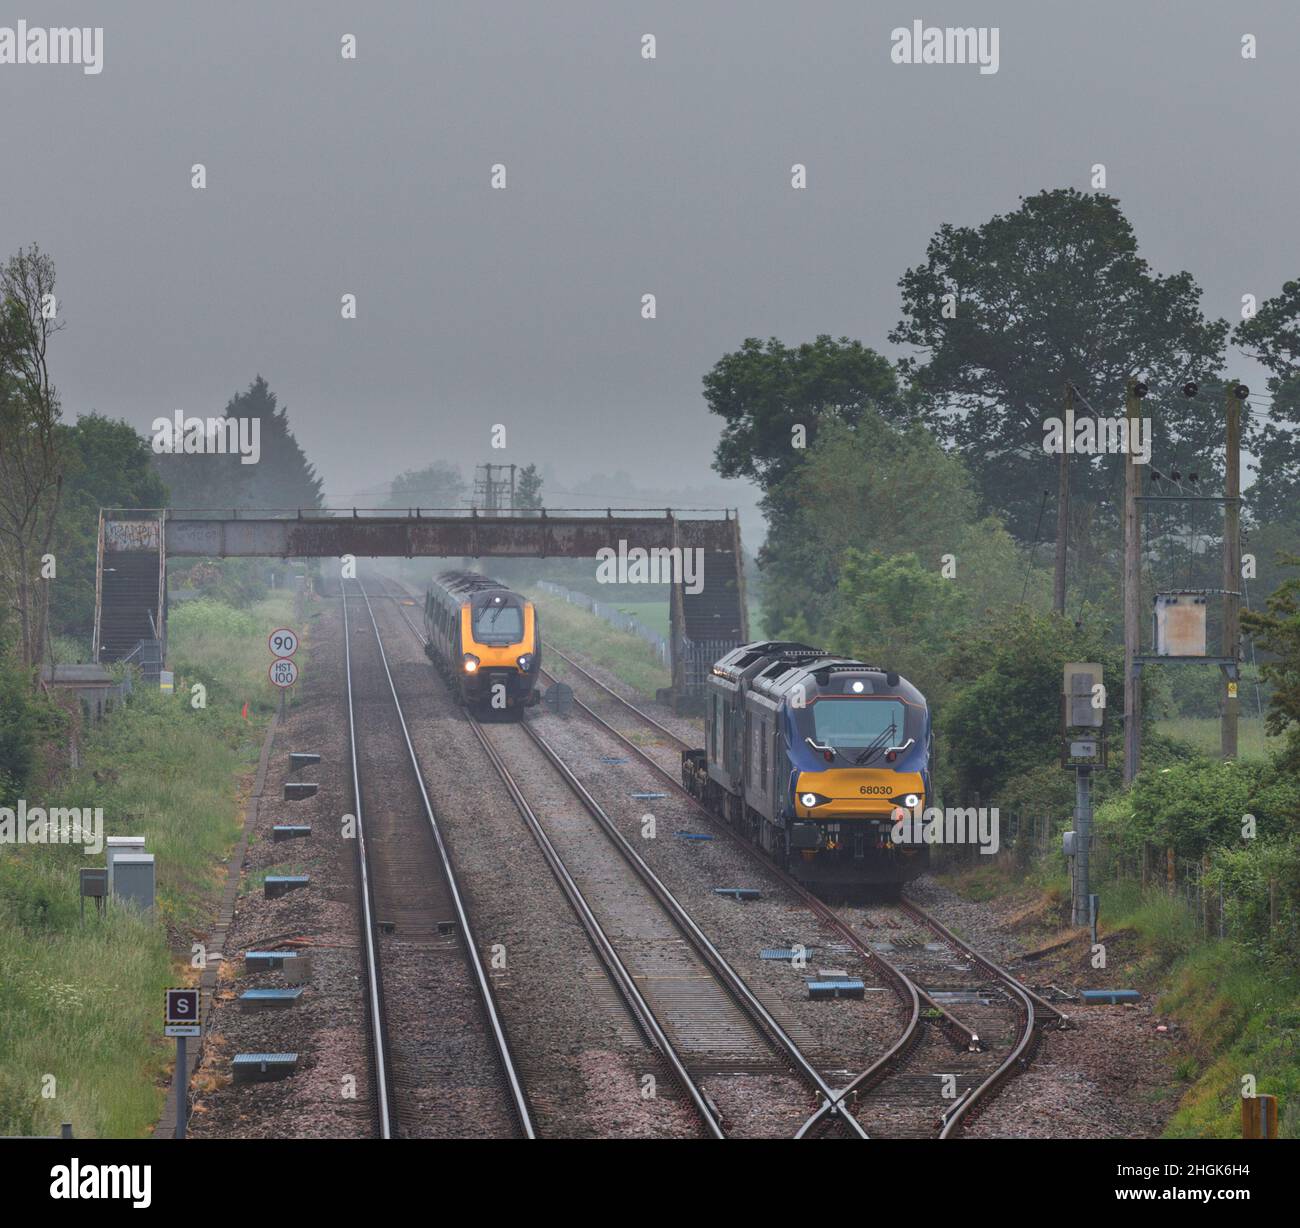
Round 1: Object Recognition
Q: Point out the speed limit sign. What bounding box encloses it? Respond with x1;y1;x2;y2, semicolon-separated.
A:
269;627;299;658
269;658;299;688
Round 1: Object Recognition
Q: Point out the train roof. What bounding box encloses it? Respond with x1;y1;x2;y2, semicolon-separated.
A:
434;570;512;595
711;640;925;706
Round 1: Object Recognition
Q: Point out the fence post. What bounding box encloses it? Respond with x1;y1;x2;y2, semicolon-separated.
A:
1202;854;1214;935
1166;847;1175;893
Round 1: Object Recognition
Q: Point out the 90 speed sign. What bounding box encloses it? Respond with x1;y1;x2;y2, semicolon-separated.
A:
268;627;299;658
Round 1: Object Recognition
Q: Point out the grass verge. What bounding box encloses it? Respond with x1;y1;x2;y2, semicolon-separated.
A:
936;856;1300;1138
528;589;670;696
0;591;303;1137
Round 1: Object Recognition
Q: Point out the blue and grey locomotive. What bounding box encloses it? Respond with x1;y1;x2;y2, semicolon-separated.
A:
682;641;932;890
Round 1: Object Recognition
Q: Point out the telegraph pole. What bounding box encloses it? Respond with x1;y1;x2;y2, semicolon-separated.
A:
1054;382;1073;615
1122;376;1146;785
1222;383;1244;761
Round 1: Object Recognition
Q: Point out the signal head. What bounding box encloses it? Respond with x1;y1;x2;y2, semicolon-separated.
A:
1182;381;1199;398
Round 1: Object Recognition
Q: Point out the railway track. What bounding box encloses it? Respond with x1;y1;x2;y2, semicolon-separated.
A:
368;572;871;1139
342;583;534;1139
537;637;1067;1138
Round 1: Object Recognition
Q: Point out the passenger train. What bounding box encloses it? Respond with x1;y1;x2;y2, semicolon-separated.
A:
682;641;932;893
423;571;541;713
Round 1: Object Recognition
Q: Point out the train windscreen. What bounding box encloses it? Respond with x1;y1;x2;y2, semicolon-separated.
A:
810;698;906;749
474;604;524;641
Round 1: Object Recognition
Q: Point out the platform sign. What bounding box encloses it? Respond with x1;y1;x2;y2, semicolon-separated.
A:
165;987;201;1037
269;658;299;689
268;627;299;658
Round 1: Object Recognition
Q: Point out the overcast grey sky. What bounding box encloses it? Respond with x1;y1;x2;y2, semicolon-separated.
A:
3;1;1296;536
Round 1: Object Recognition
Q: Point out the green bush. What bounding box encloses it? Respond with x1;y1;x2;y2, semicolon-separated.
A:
1096;756;1299;860
941;606;1129;803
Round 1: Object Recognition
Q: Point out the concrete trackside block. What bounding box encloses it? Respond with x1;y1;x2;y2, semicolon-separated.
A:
244;950;298;972
238;987;303;1011
807;979;866;1000
1080;988;1141;1005
232;1053;298;1082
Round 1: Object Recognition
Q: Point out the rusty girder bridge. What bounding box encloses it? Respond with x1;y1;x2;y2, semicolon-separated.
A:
94;508;748;708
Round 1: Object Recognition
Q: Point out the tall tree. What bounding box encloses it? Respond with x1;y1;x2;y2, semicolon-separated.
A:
383;461;466;509
154;375;323;511
705;335;905;493
515;462;543;513
757;415;1041;637
1235;279;1300;523
235;376;324;509
0;245;65;671
1242;554;1300;770
890;189;1228;540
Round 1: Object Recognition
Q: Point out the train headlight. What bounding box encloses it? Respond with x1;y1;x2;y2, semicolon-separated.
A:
517;653;532;671
799;792;830;808
462;654;480;673
903;793;920;809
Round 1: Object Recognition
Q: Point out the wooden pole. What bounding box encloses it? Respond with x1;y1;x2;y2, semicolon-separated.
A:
1222;384;1242;761
1054;382;1072;615
1123;376;1144;784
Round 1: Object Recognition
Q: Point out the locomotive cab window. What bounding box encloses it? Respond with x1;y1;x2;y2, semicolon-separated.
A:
473;603;523;642
810;699;907;750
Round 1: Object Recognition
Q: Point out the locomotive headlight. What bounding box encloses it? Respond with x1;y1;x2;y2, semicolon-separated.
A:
903;793;920;809
517;653;532;671
799;792;830;807
462;654;480;673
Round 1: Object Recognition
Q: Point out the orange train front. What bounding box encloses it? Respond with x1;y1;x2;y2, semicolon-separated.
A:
423;570;541;714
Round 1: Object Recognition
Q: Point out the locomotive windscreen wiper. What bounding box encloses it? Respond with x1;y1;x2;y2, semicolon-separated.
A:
854;722;898;766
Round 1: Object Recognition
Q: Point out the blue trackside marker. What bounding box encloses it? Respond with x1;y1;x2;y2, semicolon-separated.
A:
807;979;866;1000
631;792;667;800
761;947;815;961
238;987;304;1009
600;756;628;764
244;950;299;971
674;831;714;841
714;887;761;901
1079;988;1141;1005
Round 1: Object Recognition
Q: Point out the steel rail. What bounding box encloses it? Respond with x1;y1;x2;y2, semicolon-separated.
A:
371;576;723;1136
461;710;725;1139
340;587;394;1140
534;645;1066;1137
516;718;870;1139
349;580;537;1139
537;660;979;1045
373;572;867;1138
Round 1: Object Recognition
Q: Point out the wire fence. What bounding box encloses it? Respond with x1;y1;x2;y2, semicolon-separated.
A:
940;810;1298;957
535;580;671;665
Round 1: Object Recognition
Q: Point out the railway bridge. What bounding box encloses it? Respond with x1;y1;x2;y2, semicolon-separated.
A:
93;507;747;709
